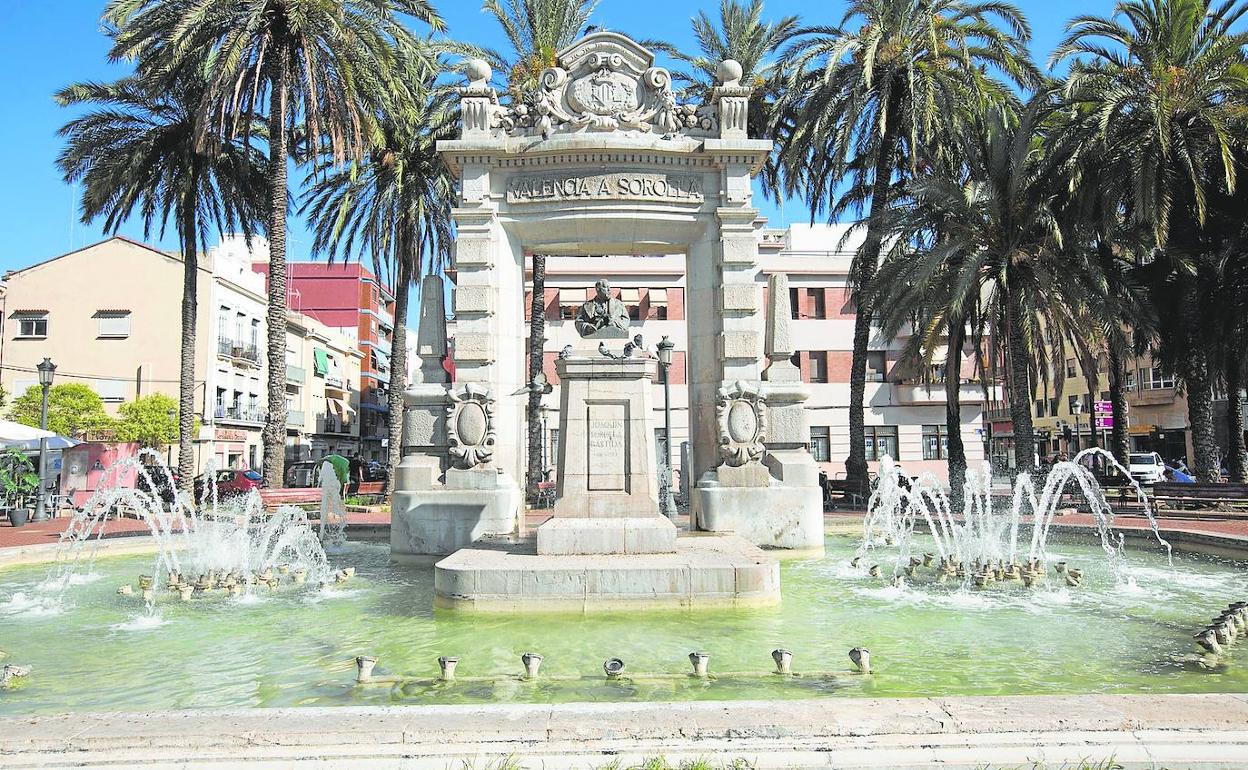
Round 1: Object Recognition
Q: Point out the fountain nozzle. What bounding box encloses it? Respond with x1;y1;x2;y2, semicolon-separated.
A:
689;651;710;678
356;656;377;682
849;647;871;674
522;652;543;678
771;648;793;675
438;656;459;680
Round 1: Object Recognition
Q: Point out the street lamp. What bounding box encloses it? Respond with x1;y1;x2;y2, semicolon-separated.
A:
1071;400;1083;454
33;357;56;522
655;336;677;519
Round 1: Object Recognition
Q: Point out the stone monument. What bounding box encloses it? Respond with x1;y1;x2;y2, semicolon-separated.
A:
694;272;824;553
391;275;521;562
538;280;674;554
396;31;788;608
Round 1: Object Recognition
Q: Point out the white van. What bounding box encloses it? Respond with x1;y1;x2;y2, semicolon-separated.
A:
1128;452;1166;484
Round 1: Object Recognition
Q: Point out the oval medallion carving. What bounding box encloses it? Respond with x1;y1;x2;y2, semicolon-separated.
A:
456;402;488;446
727;401;758;443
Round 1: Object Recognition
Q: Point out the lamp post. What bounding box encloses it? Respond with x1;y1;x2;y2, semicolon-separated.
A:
33;357;56;522
1071;400;1083;454
655;336;677;518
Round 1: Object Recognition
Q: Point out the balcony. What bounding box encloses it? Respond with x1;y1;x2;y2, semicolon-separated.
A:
214;405;267;424
316;413;353;435
324;375;346;392
377;307;394;330
217;338;261;367
373;334;393;355
288;410;305;427
1130;387;1177;407
287;365;306;385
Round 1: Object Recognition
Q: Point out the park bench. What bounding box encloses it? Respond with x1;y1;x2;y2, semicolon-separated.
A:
258;488;323;512
1151;482;1248;518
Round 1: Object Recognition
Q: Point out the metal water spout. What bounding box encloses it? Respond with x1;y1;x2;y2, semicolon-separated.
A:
438;656;459;680
689;651;710;678
772;648;793;675
849;647;871;674
604;658;626;679
356;656;378;682
522;652;543;678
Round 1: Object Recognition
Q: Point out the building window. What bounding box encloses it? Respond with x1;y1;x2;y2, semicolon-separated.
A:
95;310;131;338
1066;359;1077;378
1035;399;1045;417
866;351;886;382
547;428;559;468
1125;370;1136;389
558;289;581;320
865;426;899;461
15;313;48;338
788;288;800;320
620;288;641;321
647;288;669;320
94;378;128;403
1068;395;1079;413
922;425;947;460
809;351;828;383
1140;367;1175;390
1049;398;1058;416
807;289;826;319
810;426;831;462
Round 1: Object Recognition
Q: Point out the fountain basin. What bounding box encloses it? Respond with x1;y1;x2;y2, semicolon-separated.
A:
2;534;1247;716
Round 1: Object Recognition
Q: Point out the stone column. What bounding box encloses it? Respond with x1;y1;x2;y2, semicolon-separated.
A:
396;274;449;491
761;272;818;487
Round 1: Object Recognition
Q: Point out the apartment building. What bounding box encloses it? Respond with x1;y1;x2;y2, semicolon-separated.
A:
444;223;989;484
285;314;363;464
1;235;370;475
252;259;396;461
203;236;269;470
0;238;206;427
1000;349;1247;468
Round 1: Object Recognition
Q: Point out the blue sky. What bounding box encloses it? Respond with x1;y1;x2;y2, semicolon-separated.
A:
0;0;1089;274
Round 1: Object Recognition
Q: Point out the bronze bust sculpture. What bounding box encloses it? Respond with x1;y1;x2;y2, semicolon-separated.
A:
574;279;631;337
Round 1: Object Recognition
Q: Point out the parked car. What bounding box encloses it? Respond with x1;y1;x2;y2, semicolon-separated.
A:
362;460;387;482
285;460;321;489
1127;452;1166;485
194;469;263;499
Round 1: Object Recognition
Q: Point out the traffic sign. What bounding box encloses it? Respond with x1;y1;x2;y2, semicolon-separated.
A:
1095;416;1113;429
1094;400;1112;415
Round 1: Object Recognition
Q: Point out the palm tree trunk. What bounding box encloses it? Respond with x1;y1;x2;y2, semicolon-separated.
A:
1107;339;1130;466
1081;352;1099;449
1226;354;1246;483
1178;274;1219;482
177;200;199;494
845;100;901;497
1006;291;1036;474
383;252;412;501
944;315;967;511
525;254;547;503
261;37;291;489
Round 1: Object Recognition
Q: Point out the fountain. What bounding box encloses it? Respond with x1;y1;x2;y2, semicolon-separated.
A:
39;449;341;609
855;449;1172;588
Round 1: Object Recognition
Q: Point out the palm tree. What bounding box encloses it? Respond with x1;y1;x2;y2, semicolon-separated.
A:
776;0;1039;491
648;0;800;195
106;0;446;487
301;54;457;501
56;72;266;493
878;99;1099;477
1052;0;1248;482
481;0;597;503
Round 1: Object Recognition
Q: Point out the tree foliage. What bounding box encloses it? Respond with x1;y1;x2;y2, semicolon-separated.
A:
114;393;183;447
8;383;114;439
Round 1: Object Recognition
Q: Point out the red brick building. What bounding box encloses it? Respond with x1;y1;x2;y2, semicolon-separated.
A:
252;261;396;461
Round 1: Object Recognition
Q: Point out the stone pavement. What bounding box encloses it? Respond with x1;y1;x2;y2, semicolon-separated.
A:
3;694;1248;768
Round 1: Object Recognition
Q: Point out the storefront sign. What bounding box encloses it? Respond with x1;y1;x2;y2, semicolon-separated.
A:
507;172;704;204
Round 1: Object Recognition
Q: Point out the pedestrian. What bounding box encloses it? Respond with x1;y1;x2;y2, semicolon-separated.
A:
348;455;362;496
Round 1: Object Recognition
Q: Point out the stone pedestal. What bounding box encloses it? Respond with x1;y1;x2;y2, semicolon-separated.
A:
551;354;659;519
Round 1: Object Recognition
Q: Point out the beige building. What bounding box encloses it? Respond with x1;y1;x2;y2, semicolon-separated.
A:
285;314;363;466
0;236;211;448
1;235;366;476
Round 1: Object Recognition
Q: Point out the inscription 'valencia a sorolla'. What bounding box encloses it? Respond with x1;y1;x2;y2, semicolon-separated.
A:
507;172;704;204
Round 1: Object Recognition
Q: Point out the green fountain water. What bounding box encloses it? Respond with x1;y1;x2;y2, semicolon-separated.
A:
2;533;1246;715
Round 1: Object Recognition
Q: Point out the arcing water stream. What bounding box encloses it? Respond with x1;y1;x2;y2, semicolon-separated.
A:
858;448;1172;586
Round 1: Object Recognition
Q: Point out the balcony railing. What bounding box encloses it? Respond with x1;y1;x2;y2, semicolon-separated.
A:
325;375;346;390
317;414;353;434
288;410;305;427
377;307;394;329
214;405;267;424
217;338;261;366
287;365;306;385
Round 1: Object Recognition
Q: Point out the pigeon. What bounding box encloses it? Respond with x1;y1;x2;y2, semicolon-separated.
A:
598;342;611;358
632;333;644;349
558;344;573;360
622;342;635;358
